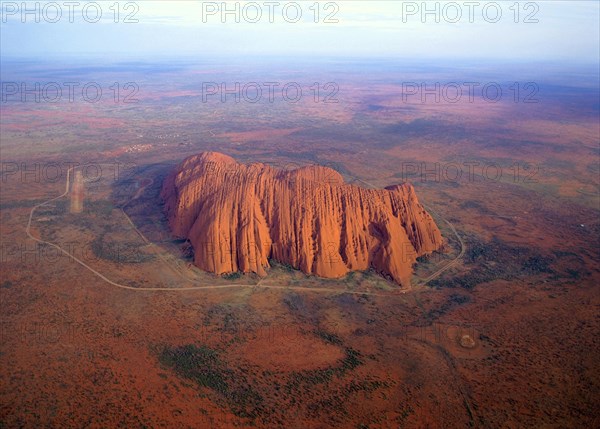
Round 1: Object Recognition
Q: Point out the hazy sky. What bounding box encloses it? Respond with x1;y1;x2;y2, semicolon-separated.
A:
1;1;599;63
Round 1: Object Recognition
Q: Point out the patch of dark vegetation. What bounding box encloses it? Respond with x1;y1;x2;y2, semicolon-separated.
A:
111;162;173;206
282;292;306;312
179;240;194;260
283;292;325;326
302;377;390;424
377;119;469;149
415;254;427;264
421;293;471;323
482;137;564;153
392;167;417;179
459;200;493;215
269;258;295;272
284;330;364;394
1;281;13;289
156;344;265;419
306;396;347;421
587;161;600;175
84;200;115;216
416;250;443;264
520;255;554;275
550;250;592;281
202;303;261;336
266;150;319;163
384;119;466;137
542;158;576;170
449;293;471;305
0;198;53;210
564;269;582;279
430;235;556;290
158;344;229;393
285;127;367;149
287;347;363;390
91;234;154;264
222;272;242;280
314;330;343;346
333;292;371;308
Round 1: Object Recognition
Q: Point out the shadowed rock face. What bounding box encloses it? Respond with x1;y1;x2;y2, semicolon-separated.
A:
161;152;443;287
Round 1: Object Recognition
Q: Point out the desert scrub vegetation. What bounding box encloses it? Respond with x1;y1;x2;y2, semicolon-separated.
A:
85;199;115;217
91;234;154;264
430;234;556;290
156;344;265;420
268;258;295;272
286;332;363;393
314;329;343;346
222;271;242;280
157;344;229;393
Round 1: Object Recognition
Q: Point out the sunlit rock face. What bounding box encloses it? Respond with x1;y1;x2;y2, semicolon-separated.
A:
161;152;443;287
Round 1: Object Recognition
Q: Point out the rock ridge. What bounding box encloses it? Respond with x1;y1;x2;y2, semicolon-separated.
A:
161;152;443;287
